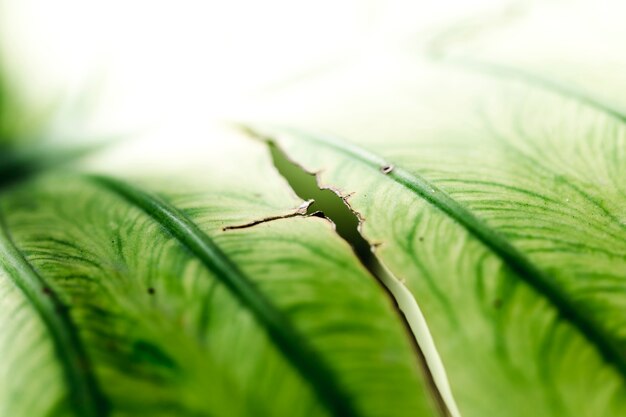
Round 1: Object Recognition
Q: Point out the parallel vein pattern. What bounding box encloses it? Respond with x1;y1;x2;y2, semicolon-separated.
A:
89;174;359;417
0;212;108;417
268;141;458;417
247;126;626;376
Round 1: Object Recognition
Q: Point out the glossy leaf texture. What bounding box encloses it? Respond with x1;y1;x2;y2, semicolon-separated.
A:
0;128;442;417
3;1;626;416
243;21;626;417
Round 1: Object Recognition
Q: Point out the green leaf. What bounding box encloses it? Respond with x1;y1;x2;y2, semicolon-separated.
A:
0;129;442;416
3;2;626;416
243;49;626;416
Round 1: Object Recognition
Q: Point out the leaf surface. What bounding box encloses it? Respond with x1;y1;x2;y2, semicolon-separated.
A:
0;128;441;416
3;2;626;416
245;50;626;417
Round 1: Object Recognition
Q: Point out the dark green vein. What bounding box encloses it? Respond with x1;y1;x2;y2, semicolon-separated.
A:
245;125;626;377
0;212;108;416
88;174;360;417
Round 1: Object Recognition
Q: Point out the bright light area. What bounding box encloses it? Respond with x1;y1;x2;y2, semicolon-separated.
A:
0;0;503;138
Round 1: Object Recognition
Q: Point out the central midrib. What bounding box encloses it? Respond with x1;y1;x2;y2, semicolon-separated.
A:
88;174;360;417
260;126;626;378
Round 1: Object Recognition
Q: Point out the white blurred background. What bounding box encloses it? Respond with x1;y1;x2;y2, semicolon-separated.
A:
0;0;505;138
